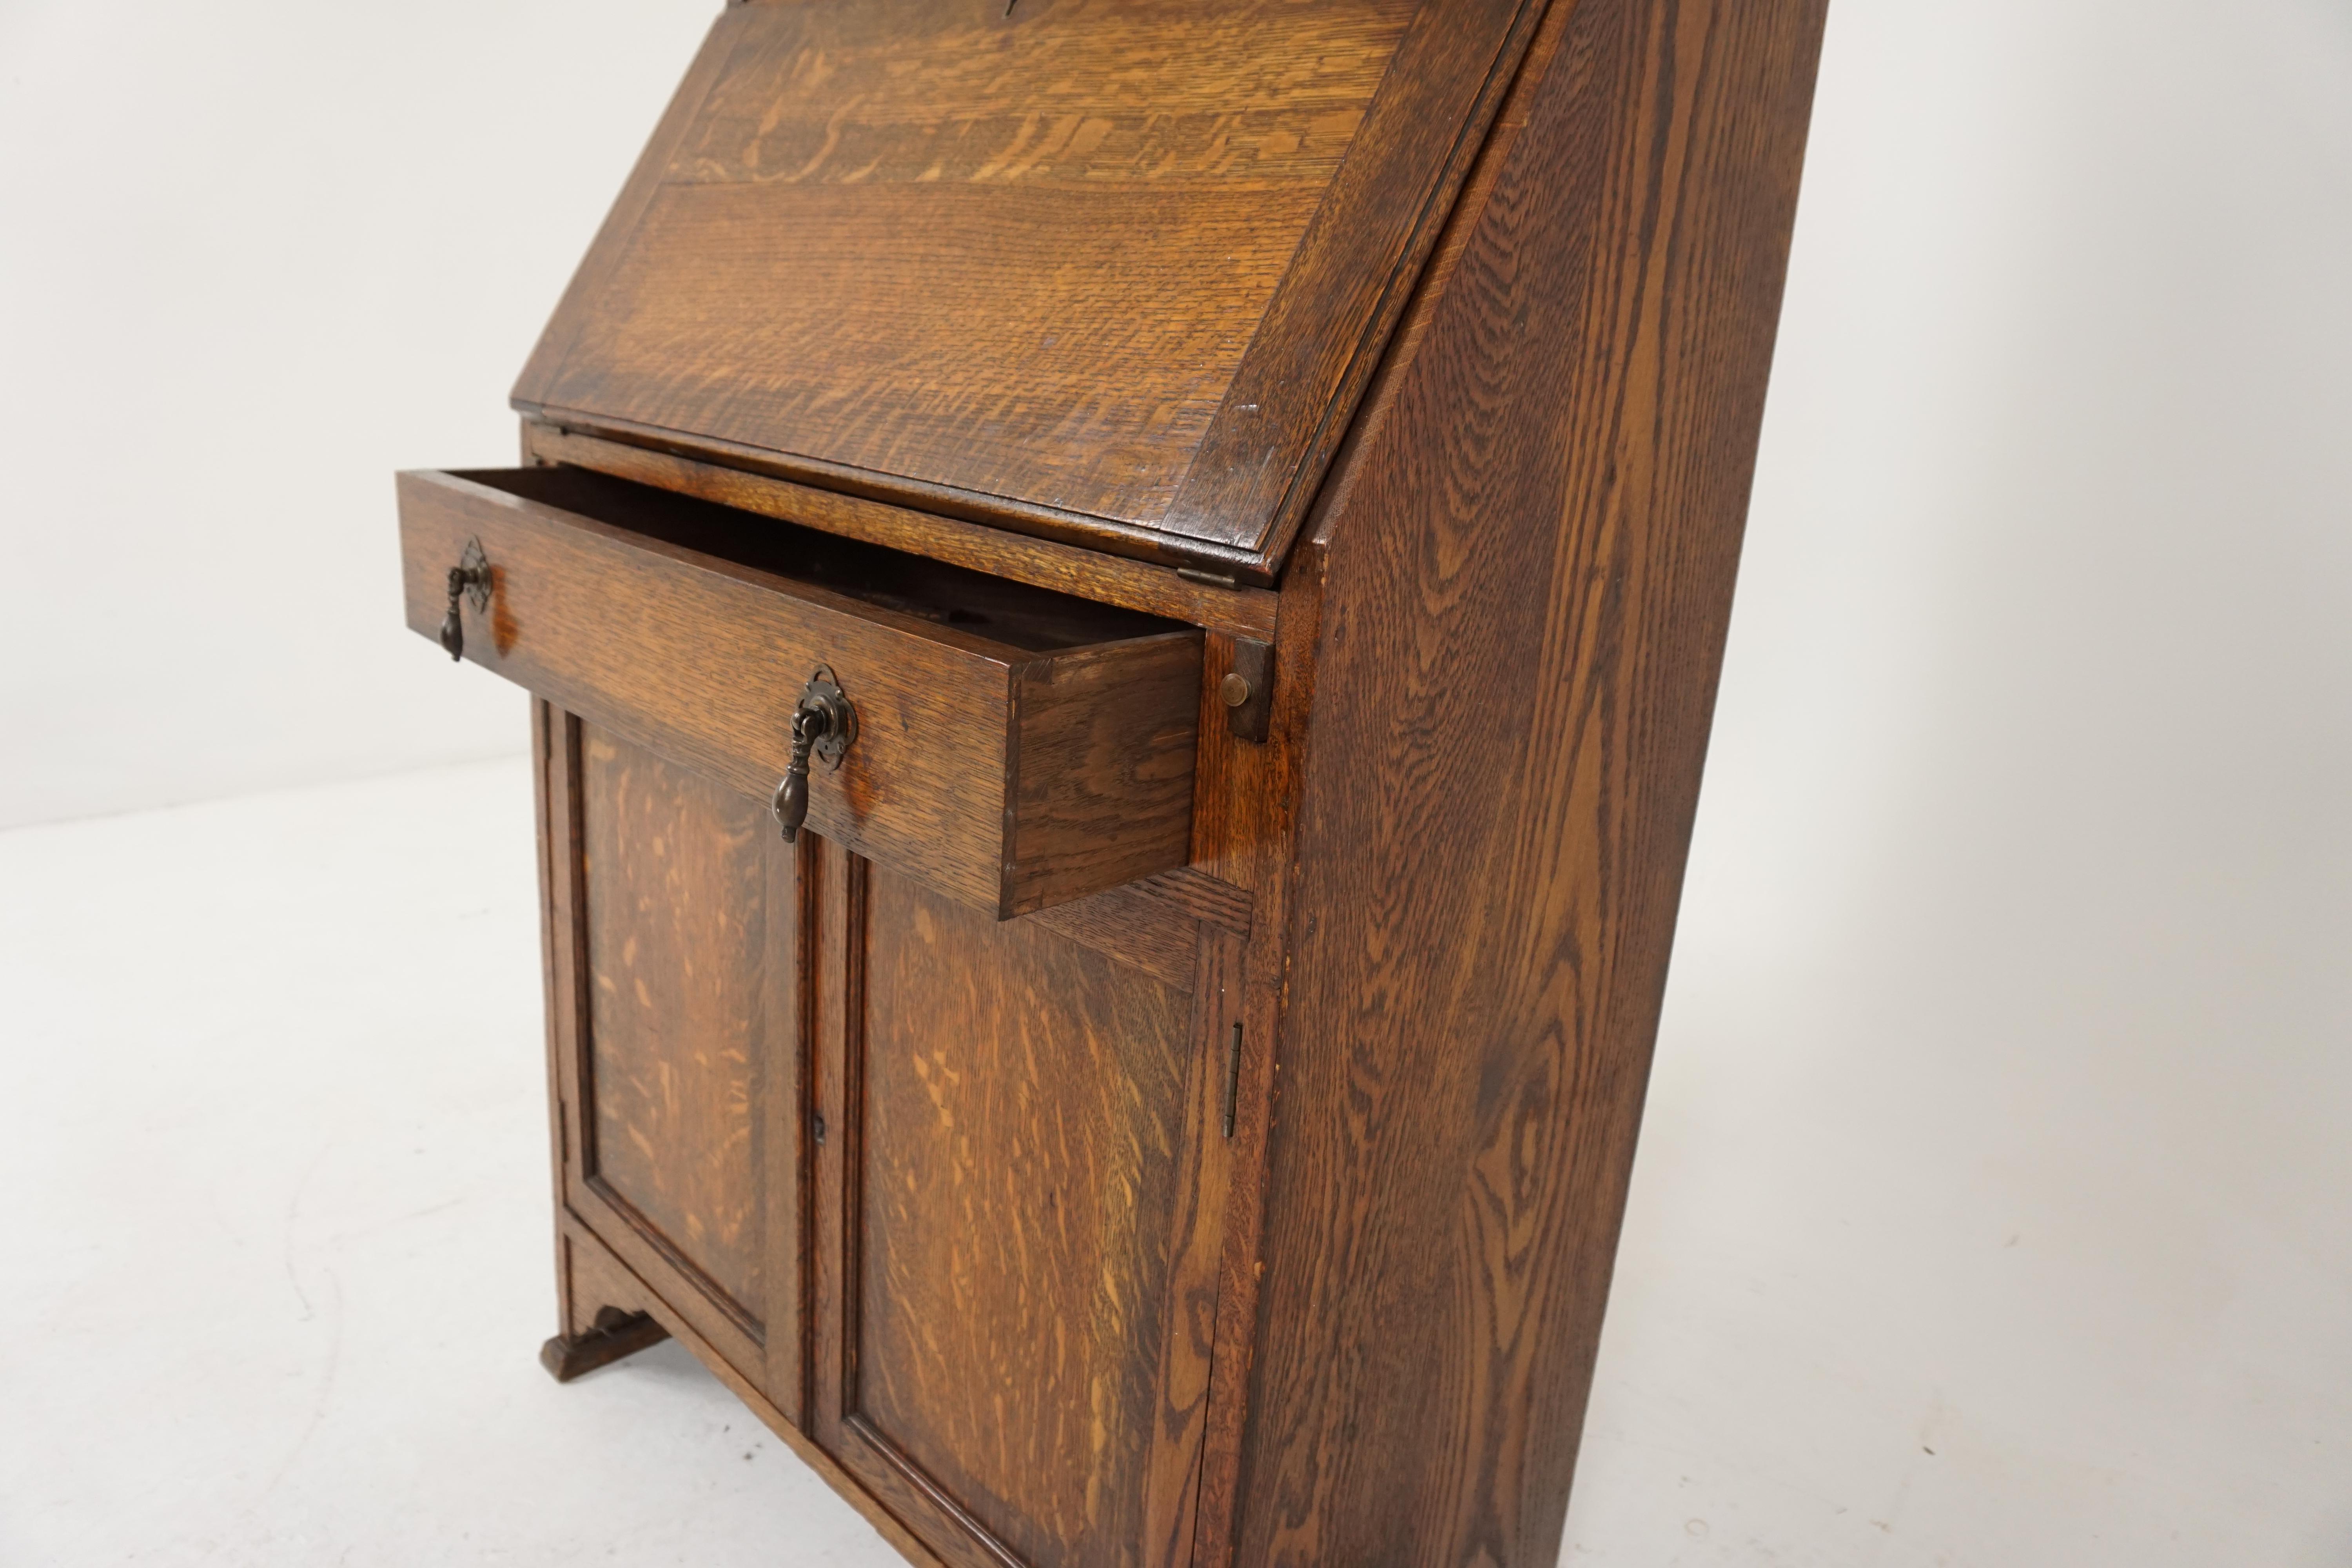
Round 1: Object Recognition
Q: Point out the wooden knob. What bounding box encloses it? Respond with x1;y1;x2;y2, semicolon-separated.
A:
1220;673;1253;708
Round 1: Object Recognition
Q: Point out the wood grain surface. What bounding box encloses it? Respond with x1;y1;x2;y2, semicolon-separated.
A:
1226;0;1829;1562
1185;539;1332;1568
1143;928;1247;1568
536;710;801;1405
1009;639;1201;916
398;466;1200;916
510;0;1541;581
578;723;773;1328
828;865;1223;1568
1021;880;1202;995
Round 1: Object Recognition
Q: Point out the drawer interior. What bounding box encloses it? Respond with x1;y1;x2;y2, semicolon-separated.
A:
456;465;1184;652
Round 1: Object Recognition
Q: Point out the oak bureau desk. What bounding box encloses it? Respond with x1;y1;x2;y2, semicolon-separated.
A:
393;2;1827;1563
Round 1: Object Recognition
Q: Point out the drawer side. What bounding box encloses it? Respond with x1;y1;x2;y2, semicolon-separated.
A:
1005;637;1201;918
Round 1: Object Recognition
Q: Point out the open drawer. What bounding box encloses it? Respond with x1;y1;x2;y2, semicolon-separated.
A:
397;466;1200;917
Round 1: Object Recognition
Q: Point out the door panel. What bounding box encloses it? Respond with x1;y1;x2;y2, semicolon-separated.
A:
549;711;805;1413
579;721;771;1322
820;857;1232;1568
541;707;1240;1557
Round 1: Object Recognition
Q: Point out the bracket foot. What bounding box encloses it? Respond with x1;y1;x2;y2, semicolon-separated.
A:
539;1306;668;1383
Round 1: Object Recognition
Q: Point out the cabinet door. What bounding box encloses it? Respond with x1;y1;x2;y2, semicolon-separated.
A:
808;846;1241;1568
542;705;807;1418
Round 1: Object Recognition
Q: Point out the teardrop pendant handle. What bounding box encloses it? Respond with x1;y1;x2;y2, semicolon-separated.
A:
772;711;820;842
771;666;857;843
440;540;493;661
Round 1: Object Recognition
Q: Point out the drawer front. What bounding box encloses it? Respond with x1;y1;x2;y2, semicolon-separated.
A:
398;468;1199;916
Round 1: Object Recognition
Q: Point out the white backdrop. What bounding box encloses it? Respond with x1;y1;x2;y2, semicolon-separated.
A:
1569;1;2352;1562
3;1;2347;1563
0;0;716;828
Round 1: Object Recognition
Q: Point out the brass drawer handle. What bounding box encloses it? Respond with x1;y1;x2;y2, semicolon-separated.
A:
439;539;492;661
772;665;857;843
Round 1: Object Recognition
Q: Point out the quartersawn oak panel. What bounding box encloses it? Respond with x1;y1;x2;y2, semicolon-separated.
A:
577;723;770;1326
849;863;1200;1568
670;2;1403;191
542;708;789;1402
512;0;1542;580
550;179;1323;524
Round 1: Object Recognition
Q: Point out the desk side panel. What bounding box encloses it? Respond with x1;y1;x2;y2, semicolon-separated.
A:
1232;0;1831;1561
